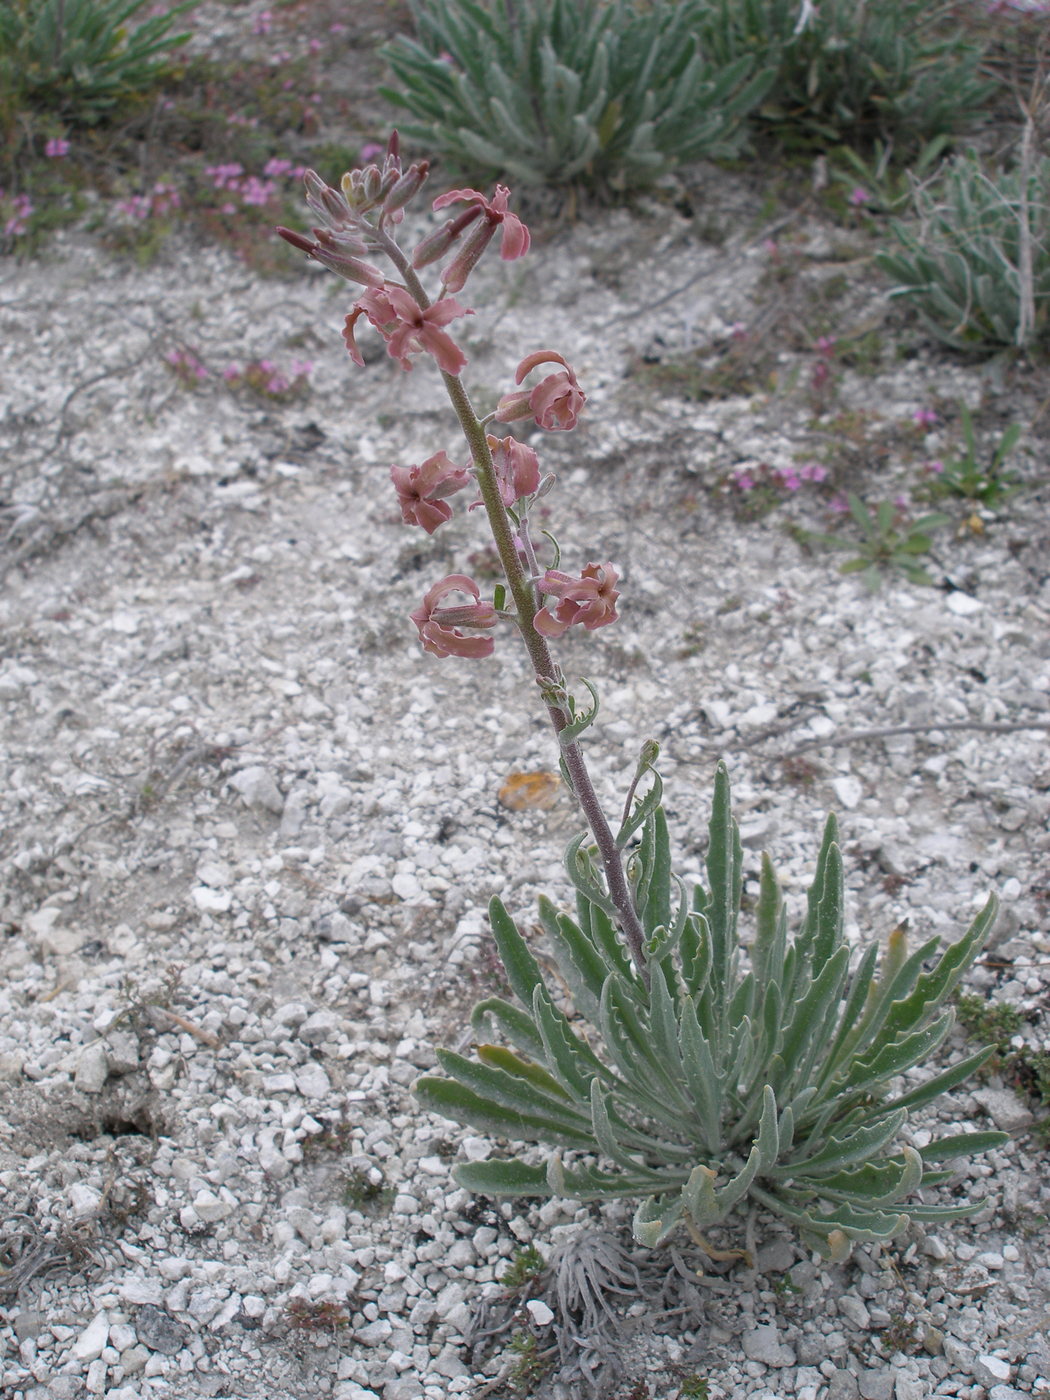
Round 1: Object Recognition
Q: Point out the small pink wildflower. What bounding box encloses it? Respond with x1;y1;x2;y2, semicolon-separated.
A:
240;177;275;207
799;462;828;483
894;494;910;509
391;451;471;534
360;142;385;163
253;9;272;34
150;182;180;215
924;460;945;475
206;163;244;190
534;562;619;638
117;194;151;220
223;364;240;381
2;191;33;237
483;434;541;508
45;138;70;158
778;469;802;491
913;406;939;428
495;350;585;431
342;283;472;374
815;336;836;357
731;469;755;492
411;575;497;659
848;187;871;208
828;493;850;514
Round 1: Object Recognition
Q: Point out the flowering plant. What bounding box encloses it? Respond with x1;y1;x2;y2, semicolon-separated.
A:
279;136;1005;1259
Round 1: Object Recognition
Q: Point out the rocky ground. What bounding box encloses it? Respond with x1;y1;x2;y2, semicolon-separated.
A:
1;79;1049;1400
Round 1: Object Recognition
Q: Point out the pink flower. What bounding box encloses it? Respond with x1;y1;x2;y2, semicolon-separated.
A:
924;459;945;475
431;185;530;291
828;493;850;514
484;434;540;507
799;461;828;483
360;142;385;163
342;283;472;373
534;562;619;637
848;186;871;207
732;470;755;492
411;575;497;659
779;469;802;491
45;138;69;158
495;350;585;431
391;451;471;533
913;406;939;428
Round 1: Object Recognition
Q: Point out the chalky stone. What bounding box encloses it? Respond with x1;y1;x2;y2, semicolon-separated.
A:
135;1304;188;1355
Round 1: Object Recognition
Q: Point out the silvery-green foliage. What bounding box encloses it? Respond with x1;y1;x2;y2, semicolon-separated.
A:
877;152;1050;352
415;763;1004;1259
379;0;774;191
691;0;992;150
0;0;197;127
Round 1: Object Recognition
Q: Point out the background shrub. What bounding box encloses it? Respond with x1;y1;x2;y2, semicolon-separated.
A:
380;0;775;192
691;0;993;151
877;151;1050;352
0;0;197;135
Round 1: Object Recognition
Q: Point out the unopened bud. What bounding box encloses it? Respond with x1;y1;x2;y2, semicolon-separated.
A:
412;206;483;269
277;226;317;255
493;390;533;423
440;218;496;293
536;472;557;499
310;230;385;286
304;170;352;227
384;160;430;215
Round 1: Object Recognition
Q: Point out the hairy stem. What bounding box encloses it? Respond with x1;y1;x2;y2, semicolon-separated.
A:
377;229;648;972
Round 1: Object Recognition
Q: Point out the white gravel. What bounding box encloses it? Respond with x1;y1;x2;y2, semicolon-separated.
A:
1;159;1048;1399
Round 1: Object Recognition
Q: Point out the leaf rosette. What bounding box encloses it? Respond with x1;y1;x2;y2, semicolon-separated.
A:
415;763;1005;1258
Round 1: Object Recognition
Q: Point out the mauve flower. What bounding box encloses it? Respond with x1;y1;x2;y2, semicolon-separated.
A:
431;184;530;291
484;434;540;507
411;575;497;659
913;406;939;428
495;350;585;431
391;451;470;533
848;186;871;207
342;283;472;373
534;562;619;637
45;137;69;158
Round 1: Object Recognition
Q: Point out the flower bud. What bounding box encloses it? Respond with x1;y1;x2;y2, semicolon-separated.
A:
384;160;430;215
440;218;496;294
412;206;483;269
304;169;352;228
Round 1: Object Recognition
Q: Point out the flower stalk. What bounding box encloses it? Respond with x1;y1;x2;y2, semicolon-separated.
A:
284;147;647;970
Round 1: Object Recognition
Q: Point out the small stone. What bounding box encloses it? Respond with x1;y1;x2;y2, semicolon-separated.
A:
74;1043;110;1094
105;1031;140;1075
742;1323;796;1367
229;765;285;815
13;1310;43;1341
525;1300;554;1326
975;1357;1012;1385
135;1305;188;1355
831;775;863;809
895;1377;926;1400
945;591;982;615
827;1369;859;1400
119;1346;149;1375
261;1072;297;1093
68;1182;102;1217
72;1312;110;1361
191;886;232;914
972;1086;1033;1132
26;905;85;956
839;1295;871;1329
922;1236;949;1260
192;1189;233;1222
355;1319;392;1346
299;1010;342;1044
294;1062;331;1098
987;1388;1028;1400
86;1358;108;1394
858;1369;894;1400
